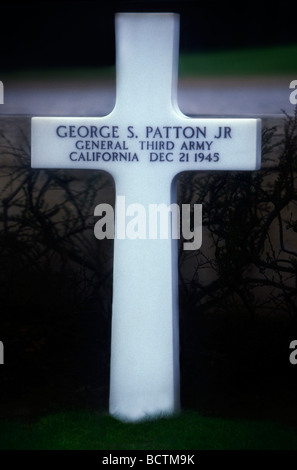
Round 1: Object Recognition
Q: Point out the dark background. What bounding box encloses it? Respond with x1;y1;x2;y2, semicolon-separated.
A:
0;0;297;427
1;0;297;71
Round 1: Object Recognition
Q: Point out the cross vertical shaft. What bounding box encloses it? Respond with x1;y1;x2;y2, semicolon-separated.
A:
109;14;181;421
113;13;180;118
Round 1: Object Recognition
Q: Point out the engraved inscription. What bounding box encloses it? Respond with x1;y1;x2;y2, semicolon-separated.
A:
54;123;233;165
32;117;260;172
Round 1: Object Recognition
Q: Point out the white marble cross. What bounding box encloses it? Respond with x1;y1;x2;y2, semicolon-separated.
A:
31;13;261;422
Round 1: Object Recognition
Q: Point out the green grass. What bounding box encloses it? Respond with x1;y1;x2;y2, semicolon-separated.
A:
0;410;297;450
178;44;297;77
3;43;297;82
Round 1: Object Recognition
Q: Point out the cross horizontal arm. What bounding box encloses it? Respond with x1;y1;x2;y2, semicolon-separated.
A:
31;116;261;177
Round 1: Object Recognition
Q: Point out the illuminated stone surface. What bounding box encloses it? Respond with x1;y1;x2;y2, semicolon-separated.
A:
31;13;261;421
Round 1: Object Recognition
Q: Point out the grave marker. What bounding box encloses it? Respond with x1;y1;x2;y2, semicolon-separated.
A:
31;13;261;422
